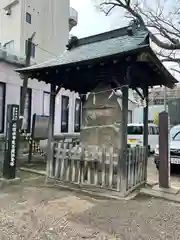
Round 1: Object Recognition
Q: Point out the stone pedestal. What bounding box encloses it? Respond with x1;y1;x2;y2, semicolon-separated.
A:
0;177;20;189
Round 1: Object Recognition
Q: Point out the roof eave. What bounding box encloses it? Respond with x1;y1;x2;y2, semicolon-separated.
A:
15;44;150;76
146;47;178;88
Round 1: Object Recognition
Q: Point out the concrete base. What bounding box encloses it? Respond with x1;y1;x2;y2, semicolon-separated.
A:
146;181;158;187
152;184;180;195
0;177;21;189
139;185;180;204
20;167;46;176
26;164;34;167
46;178;139;201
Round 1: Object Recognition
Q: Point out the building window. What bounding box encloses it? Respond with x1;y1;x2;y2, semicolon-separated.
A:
128;126;143;135
43;91;50;116
0;83;5;133
25;40;36;58
26;12;31;24
61;96;69;133
74;98;81;132
20;87;32;133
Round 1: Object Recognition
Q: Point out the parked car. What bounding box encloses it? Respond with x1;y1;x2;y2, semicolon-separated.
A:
154;124;180;169
127;123;159;153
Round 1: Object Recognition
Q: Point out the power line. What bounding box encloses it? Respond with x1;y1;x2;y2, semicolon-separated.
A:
27;37;58;57
34;42;58;57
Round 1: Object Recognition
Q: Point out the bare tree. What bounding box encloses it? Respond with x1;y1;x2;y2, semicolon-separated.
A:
94;0;180;70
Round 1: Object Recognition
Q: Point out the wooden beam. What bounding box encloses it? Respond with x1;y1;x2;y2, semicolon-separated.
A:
134;88;144;99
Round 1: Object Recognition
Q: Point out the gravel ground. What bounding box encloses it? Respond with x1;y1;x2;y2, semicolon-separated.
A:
0;175;180;239
72;195;180;240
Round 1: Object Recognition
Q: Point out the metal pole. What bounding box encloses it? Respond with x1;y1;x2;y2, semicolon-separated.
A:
19;32;36;128
16;32;36;158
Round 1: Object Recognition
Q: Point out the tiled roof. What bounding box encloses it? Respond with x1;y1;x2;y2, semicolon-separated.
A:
16;23;149;73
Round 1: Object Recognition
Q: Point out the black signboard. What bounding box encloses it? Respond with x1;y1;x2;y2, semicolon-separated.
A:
3;104;19;179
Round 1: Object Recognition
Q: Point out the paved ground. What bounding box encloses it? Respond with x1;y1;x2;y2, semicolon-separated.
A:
0;173;180;239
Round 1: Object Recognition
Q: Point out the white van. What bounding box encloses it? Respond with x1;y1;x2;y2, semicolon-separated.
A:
127;123;159;153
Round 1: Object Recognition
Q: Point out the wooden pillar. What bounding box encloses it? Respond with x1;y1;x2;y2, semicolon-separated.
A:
159;111;170;188
46;82;56;178
143;85;149;181
120;85;129;192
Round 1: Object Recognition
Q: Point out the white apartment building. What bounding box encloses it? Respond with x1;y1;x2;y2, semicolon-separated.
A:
0;0;78;62
0;0;79;135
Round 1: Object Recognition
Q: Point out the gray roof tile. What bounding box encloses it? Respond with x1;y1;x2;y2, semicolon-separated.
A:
17;26;149;72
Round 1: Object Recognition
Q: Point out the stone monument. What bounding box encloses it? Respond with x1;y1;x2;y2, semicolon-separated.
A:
81;83;122;150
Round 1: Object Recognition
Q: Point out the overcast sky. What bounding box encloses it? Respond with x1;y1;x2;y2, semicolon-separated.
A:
70;0;179;80
70;0;176;37
70;0;127;37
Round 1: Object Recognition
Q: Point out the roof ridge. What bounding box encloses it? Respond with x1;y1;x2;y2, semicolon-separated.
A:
67;20;147;50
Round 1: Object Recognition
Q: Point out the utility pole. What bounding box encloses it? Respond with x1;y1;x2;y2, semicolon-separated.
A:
16;32;36;156
19;32;36;127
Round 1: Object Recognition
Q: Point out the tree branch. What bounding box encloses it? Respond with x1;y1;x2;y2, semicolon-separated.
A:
155;49;180;63
161;58;180;63
171;68;180;74
99;0;180;50
100;0;145;26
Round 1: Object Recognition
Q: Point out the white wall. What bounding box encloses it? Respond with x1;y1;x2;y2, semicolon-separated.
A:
0;4;22;53
20;0;70;63
0;0;70;63
0;1;77;135
0;62;77;135
133;105;166;123
117;96;137;123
